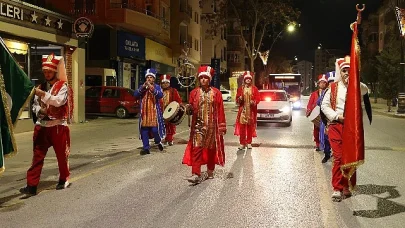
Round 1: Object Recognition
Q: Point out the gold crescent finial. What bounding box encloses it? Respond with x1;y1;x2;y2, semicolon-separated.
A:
356;4;365;12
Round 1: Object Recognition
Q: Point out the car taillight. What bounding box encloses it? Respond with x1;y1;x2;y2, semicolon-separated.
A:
265;97;271;102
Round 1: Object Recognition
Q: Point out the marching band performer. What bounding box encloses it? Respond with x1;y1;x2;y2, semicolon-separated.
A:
20;53;73;196
306;74;328;151
234;71;260;150
321;57;369;201
134;68;165;155
160;74;182;146
182;66;227;184
317;72;335;163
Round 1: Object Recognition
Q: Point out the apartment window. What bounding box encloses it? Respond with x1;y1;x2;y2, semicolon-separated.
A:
195;39;199;51
146;1;153;16
195;12;199;24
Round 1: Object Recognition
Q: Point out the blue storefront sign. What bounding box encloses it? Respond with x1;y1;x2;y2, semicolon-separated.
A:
117;31;145;59
210;58;221;89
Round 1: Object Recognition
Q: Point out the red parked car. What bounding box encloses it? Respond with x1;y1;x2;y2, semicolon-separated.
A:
85;86;140;118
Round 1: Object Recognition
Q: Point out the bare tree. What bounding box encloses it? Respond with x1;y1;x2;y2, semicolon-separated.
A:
228;0;300;82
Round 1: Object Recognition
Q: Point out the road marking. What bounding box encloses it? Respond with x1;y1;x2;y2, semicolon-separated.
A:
313;152;339;228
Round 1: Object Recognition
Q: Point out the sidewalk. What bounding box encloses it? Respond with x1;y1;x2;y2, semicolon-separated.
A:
370;98;405;119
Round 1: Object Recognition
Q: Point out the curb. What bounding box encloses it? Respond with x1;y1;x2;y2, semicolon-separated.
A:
372;109;405;119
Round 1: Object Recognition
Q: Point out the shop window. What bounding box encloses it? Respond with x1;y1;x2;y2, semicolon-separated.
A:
106;76;117;86
85;75;102;87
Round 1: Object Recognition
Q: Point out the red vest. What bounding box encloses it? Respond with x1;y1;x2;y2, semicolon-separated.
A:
46;80;74;123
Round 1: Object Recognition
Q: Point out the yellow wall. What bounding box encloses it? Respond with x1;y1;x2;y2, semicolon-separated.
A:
72;48;86;123
145;39;174;66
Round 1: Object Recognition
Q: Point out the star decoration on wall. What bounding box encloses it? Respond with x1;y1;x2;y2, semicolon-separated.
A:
31;11;38;23
45;16;52;26
57;19;63;29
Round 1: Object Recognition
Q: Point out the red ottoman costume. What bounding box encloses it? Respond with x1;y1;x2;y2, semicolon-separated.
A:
234;71;260;149
160;74;182;145
306;75;324;150
182;66;226;184
20;53;73;195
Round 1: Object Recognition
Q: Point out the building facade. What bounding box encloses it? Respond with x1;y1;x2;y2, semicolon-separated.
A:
170;0;201;67
0;0;85;133
48;0;173;90
293;60;313;94
201;0;227;87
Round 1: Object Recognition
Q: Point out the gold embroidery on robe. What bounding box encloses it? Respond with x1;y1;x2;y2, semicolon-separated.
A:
193;88;216;149
141;91;158;127
240;86;252;124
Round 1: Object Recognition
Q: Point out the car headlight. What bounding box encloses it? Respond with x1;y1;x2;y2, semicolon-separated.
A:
281;106;291;113
293;101;301;108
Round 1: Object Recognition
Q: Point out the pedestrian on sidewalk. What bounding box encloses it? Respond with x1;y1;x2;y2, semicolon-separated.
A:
160;74;182;146
306;74;325;151
182;66;227;184
234;71;260;150
321;57;369;202
134;68;165;155
20;53;74;196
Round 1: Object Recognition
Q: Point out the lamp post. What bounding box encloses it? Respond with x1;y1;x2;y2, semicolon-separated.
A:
267;23;298;59
395;3;405;114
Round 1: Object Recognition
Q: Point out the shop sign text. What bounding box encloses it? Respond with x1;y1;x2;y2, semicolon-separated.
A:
0;2;23;21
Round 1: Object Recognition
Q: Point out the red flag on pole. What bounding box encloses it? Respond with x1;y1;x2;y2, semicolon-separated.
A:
341;16;365;191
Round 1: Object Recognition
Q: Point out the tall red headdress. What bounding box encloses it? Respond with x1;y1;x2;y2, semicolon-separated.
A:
341;5;365;191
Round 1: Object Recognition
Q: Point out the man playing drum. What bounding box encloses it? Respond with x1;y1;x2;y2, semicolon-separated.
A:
134;68;165;155
160;74;182;146
182;66;227;184
234;71;260;150
306;74;328;151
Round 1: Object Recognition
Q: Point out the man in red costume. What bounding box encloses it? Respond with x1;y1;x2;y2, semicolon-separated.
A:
183;66;227;184
321;57;369;202
306;74;328;151
20;53;73;196
160;74;182;146
234;71;260;150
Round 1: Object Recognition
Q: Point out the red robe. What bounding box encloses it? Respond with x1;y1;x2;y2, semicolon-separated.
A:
162;87;182;137
306;90;321;117
234;85;260;137
182;87;226;167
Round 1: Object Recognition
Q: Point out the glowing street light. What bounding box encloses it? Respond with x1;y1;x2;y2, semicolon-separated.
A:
287;24;295;32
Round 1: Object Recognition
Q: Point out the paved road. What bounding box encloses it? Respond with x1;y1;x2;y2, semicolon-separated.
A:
1;100;405;227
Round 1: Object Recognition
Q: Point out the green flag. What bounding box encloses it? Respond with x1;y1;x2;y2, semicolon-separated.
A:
0;37;34;175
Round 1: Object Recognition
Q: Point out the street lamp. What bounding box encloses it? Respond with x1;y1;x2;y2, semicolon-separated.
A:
267;22;299;61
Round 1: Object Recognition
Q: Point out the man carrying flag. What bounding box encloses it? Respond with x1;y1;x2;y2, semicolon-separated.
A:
0;37;34;176
20;53;74;196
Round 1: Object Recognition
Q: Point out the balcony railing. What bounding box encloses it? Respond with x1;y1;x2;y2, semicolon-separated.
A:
71;1;96;16
110;3;169;30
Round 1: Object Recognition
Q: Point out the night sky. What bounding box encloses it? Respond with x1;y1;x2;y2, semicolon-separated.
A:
275;0;382;62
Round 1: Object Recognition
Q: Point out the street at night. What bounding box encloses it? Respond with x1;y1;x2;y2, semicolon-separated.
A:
1;100;405;228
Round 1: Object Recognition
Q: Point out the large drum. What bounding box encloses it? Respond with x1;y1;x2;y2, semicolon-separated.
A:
308;106;321;128
163;101;186;125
